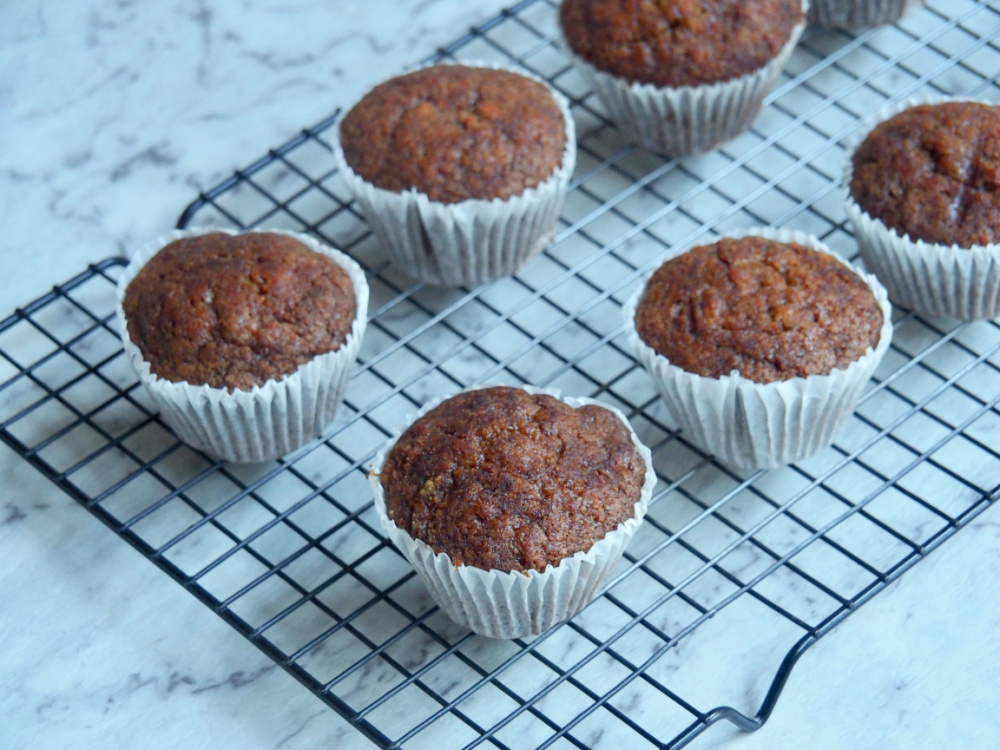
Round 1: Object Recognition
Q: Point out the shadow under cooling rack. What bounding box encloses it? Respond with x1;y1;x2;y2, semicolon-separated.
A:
3;1;1000;748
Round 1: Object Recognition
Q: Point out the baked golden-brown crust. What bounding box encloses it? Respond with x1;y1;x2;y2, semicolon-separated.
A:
850;101;1000;248
635;237;882;382
559;0;802;87
123;232;356;391
379;387;645;573
339;65;566;204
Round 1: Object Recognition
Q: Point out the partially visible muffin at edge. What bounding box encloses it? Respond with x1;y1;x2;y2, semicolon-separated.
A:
339;64;567;204
379;386;646;573
849;101;1000;249
123;231;357;391
808;0;923;29
556;0;805;155
635;236;884;383
559;0;802;88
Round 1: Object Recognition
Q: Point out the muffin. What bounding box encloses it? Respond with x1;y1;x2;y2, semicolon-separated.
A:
558;0;806;156
809;0;922;28
371;385;656;639
116;228;369;463
845;98;1000;319
624;228;893;470
332;63;576;287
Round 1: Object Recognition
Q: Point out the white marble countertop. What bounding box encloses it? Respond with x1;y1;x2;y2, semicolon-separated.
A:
3;1;999;748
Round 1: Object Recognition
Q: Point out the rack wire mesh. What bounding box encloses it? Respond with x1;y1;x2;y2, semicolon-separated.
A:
3;1;1000;747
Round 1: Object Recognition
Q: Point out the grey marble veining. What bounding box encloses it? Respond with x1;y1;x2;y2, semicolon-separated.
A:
3;1;1000;749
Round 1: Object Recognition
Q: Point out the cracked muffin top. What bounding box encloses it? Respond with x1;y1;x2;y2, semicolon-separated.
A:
379;386;646;573
635;236;883;382
559;0;802;87
850;101;1000;248
338;64;567;204
123;232;356;391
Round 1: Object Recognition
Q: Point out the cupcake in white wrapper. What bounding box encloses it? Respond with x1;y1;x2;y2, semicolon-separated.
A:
332;63;576;287
808;0;922;28
370;385;656;639
624;228;893;472
558;0;806;157
844;97;1000;320
116;228;369;463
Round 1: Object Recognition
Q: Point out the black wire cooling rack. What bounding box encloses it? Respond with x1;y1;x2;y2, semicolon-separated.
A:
4;1;1000;748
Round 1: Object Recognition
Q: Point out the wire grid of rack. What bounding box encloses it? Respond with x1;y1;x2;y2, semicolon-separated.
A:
3;1;1000;748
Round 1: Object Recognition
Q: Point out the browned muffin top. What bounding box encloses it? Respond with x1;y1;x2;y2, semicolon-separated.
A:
635;237;882;382
850;101;1000;248
380;387;646;573
339;65;567;204
124;232;356;391
559;0;802;87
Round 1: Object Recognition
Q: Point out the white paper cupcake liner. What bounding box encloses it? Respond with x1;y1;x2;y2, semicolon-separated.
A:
843;96;1000;321
624;227;893;472
561;9;805;157
808;0;922;28
116;227;369;463
331;63;576;287
369;385;656;639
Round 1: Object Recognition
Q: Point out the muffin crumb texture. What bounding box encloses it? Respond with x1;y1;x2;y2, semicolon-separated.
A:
380;387;645;573
124;232;356;391
340;65;566;204
559;0;802;87
850;101;1000;248
636;237;882;382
